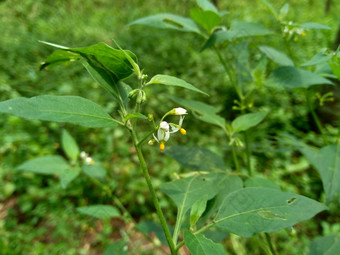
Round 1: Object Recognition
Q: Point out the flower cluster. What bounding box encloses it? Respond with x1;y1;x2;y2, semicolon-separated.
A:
80;151;95;165
152;107;188;151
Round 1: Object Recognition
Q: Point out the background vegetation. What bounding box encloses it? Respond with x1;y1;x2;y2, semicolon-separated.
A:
0;0;339;254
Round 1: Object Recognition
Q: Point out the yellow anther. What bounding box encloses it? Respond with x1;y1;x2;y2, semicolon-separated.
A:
301;31;306;36
160;142;165;151
90;159;95;165
180;128;186;135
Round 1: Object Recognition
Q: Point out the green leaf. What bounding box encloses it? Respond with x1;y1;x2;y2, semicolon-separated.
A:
39;50;80;70
161;174;218;217
82;164;107;179
196;0;219;13
309;234;340;255
329;57;340;81
77;205;120;219
190;9;221;32
260;0;278;18
265;66;333;89
278;3;289;20
128;13;201;34
16;155;69;175
299;144;340;203
202;22;273;50
300;22;331;30
190;199;208;228
61;130;79;161
169;96;225;128
214;187;327;237
40;41;137;101
0;95;119;128
245;177;281;190
232;112;267;133
184;230;227;255
259;46;294;66
60;167;81;189
137;221;174;245
165;146;225;171
124;112;148;122
104;240;127;255
146;74;208;96
302;50;333;67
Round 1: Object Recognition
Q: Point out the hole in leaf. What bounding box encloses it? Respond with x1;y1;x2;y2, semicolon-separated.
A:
287;197;297;205
162;18;184;28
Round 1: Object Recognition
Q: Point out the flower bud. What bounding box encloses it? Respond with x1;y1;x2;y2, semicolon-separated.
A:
128;89;140;99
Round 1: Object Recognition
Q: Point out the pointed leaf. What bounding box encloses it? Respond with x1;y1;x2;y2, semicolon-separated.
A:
190;199;208;228
259;46;294;66
265;66;333;89
0;95;119;128
260;0;278;18
165;146;225;171
184;230;227;255
39;50;80;70
301;22;331;30
232;112;267;133
169;96;225;128
299;144;340;203
16;155;69;175
62;129;79;161
77;205;120;219
309;234;340;255
146;74;208;95
128;13;201;34
60;167;81;189
214;187;327;237
161;174;218;216
302;49;333;67
190;9;221;32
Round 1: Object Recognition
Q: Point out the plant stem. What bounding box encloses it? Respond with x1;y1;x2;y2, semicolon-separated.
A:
264;233;278;255
231;144;241;172
306;92;328;145
130;128;177;255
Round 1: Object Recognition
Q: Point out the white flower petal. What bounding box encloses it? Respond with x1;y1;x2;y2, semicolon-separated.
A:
164;130;170;141
153;133;159;143
173;107;187;115
160;121;170;131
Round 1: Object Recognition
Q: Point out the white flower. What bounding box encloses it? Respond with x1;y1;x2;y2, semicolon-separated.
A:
170;115;186;135
153;121;171;151
160;121;170;131
171;107;188;115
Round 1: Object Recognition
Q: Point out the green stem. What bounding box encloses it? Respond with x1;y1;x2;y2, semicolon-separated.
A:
306;92;329;145
264;233;278;255
130;128;177;255
231;144;241;172
244;131;252;176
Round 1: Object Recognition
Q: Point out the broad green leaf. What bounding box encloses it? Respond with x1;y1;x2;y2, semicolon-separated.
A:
104;240;127;255
61;129;79;161
232;112;267;133
60;167;80;189
230;41;252;85
245;177;281;190
184;230;227;255
165;146;225;171
16;155;69;175
128;13;201;34
278;3;289;20
329;57;340;81
146;74;208;96
169;96;225;128
196;0;219;14
202;22;273;50
265;66;333;89
124;112;148;122
77;205;120;219
161;174;218;217
308;234;340;255
214;187;327;237
299;144;340;203
259;46;294;66
82;164;107;179
190;199;208;228
301;22;331;30
302;50;333;67
137;221;174;245
190;9;221;32
199;174;243;224
0;95;119;128
40;41;137;101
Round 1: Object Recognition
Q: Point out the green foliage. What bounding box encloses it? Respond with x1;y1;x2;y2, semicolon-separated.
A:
308;234;340;255
77;205;120;219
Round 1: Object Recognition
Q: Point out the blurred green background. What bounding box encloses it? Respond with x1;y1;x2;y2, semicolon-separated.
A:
0;0;339;254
